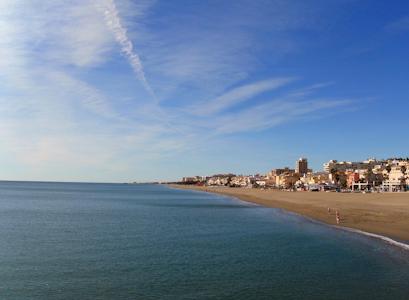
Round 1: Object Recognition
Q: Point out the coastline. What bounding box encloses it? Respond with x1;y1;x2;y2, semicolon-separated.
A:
168;184;409;243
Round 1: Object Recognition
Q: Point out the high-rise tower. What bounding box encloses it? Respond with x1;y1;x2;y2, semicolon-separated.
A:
296;157;308;176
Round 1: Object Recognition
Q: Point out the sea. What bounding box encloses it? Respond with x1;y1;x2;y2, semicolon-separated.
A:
0;181;408;299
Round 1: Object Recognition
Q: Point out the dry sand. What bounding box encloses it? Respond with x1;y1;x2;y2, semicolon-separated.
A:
169;185;409;242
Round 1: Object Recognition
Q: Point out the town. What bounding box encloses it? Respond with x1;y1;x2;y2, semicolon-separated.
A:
180;157;409;192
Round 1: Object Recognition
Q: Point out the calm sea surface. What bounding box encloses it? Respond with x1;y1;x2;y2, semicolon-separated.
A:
0;181;408;299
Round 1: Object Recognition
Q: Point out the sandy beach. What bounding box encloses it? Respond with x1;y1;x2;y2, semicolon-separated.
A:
170;185;409;242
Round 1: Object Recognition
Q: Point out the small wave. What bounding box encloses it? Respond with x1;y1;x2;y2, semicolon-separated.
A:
335;226;409;251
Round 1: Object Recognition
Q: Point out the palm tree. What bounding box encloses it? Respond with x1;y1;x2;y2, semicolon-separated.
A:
330;168;339;185
364;167;374;190
401;165;407;191
339;176;347;189
382;165;392;192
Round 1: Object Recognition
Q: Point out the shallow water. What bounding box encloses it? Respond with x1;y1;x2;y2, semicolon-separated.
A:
0;182;408;299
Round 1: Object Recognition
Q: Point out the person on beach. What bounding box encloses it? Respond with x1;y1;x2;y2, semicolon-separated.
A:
328;207;331;214
335;210;340;224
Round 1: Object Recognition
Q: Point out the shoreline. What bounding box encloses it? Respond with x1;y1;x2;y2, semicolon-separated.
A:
168;184;409;244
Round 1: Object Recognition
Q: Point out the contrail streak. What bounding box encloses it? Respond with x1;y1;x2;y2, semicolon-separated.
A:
100;0;155;98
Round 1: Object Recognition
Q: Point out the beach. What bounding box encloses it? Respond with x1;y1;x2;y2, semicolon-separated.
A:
170;185;409;242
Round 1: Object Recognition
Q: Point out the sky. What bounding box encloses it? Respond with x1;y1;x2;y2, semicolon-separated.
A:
0;0;408;182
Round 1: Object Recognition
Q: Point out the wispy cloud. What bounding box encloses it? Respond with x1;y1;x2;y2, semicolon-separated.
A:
207;96;351;134
287;82;334;98
0;0;360;181
191;77;294;116
385;15;409;33
100;0;155;98
0;0;166;179
129;0;347;103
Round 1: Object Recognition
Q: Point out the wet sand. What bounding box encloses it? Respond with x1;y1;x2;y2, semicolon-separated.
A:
169;185;409;242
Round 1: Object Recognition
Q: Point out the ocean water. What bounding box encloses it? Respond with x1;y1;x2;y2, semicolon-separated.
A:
0;182;408;299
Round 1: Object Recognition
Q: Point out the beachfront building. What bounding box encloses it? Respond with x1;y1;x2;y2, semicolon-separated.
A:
346;171;359;187
296;158;308;176
381;162;408;191
323;159;379;173
267;167;296;188
301;172;330;185
180;157;408;191
263;178;277;188
346;171;369;190
182;176;206;184
276;172;300;189
267;167;295;178
206;174;236;186
323;158;408;191
230;176;252;187
255;179;267;187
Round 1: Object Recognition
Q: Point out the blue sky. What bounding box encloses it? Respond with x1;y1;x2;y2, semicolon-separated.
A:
0;0;408;182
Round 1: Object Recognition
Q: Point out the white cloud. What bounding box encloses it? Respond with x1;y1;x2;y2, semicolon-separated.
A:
0;0;170;178
211;98;350;134
0;0;115;69
191;77;294;116
0;0;357;181
51;2;115;67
